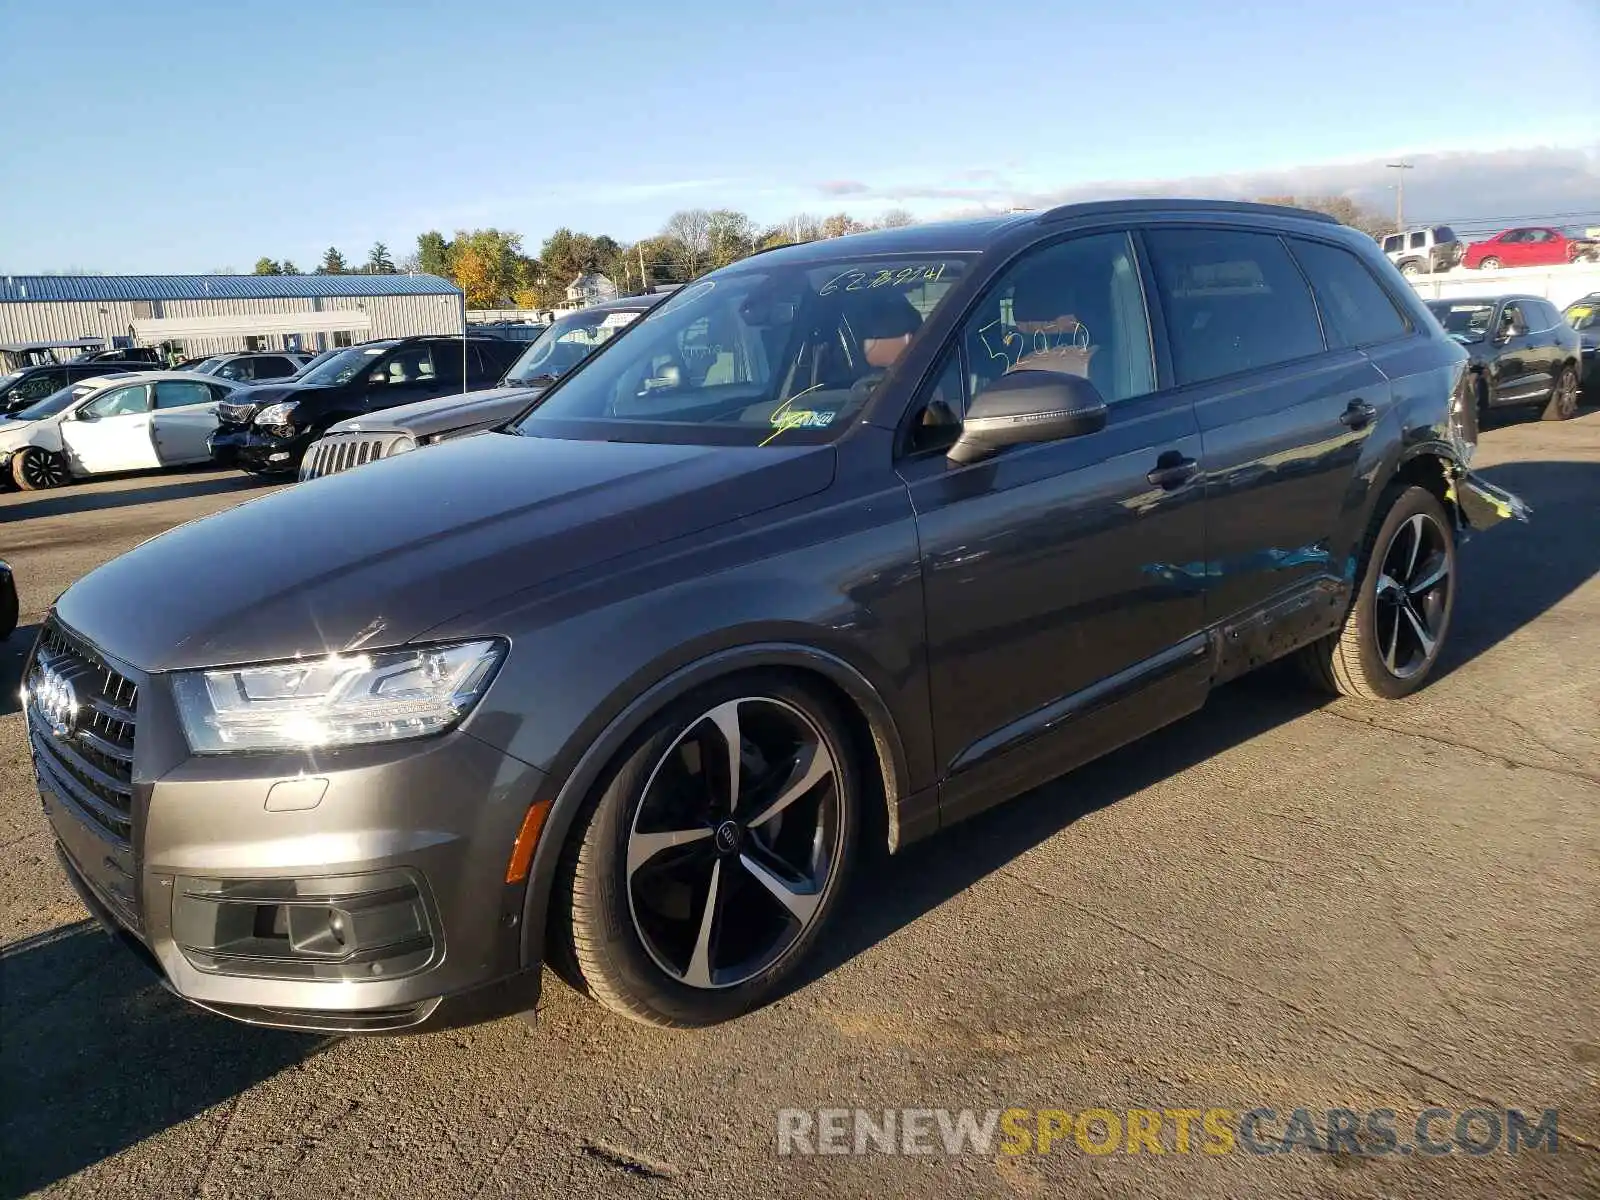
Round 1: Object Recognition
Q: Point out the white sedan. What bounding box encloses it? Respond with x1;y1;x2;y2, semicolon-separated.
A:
0;371;238;490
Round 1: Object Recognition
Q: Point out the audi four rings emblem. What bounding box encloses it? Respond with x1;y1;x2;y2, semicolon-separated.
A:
28;663;79;739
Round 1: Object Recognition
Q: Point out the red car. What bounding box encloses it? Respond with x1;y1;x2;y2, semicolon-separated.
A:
1463;226;1598;270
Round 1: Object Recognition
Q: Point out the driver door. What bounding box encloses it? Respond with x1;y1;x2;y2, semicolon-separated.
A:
59;382;159;475
150;379;227;464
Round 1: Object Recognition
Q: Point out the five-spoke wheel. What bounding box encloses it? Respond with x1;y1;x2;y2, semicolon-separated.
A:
556;676;859;1026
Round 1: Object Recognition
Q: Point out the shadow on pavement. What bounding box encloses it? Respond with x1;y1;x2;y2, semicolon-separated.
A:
0;470;269;522
0;922;325;1196
0;621;39;717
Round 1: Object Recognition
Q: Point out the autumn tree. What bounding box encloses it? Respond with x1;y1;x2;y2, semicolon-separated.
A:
759;213;822;249
820;213;868;239
661;209;713;278
875;208;916;229
253;257;283;275
451;243;499;308
707;210;756;269
446;228;528;308
316;247;349;275
1256;195;1390;239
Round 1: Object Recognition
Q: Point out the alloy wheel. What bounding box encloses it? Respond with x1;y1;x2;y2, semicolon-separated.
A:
625;696;841;989
18;449;69;489
1553;368;1579;419
1373;512;1451;679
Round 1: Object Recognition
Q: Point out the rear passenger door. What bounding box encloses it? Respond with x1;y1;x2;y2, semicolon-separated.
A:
1142;227;1394;635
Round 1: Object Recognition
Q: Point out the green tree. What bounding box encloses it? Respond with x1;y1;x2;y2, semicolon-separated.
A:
417;231;452;278
253;257;283;275
281;260;301;276
316;247;349;275
365;242;396;274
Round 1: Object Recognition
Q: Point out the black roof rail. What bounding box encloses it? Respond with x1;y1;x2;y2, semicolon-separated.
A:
1039;198;1340;225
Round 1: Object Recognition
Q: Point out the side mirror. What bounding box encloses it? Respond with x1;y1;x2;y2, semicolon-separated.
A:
75;407;100;421
368;370;387;385
947;370;1108;465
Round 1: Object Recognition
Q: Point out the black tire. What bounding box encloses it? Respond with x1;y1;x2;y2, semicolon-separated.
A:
10;447;70;491
1298;485;1456;700
1540;364;1581;422
553;673;861;1027
1398;259;1423;277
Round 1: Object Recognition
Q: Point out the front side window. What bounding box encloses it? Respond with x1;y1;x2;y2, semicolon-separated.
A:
1289;239;1409;348
216;359;251;381
1499;303;1528;337
1144;228;1324;385
254;356;296;379
1382;235;1403;254
1409;231;1427;250
154;381;212;409
514;255;970;445
81;384;150;418
298;343;394;386
1428;302;1494;342
372;346;434;386
505;309;647;386
961;231;1154;408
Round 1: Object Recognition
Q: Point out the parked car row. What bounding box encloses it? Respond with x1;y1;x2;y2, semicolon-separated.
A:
1384;224;1600;275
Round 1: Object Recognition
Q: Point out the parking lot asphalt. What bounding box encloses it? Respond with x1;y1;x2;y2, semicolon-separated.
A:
2;422;1598;1200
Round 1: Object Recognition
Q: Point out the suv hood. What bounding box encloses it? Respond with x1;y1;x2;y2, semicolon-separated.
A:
55;432;836;672
327;385;541;440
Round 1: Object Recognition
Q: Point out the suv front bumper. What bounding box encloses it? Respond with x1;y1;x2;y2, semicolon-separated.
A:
32;641;548;1033
208;425;317;474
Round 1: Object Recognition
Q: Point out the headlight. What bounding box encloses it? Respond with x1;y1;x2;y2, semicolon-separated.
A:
254;401;299;426
386;434;417;456
172;639;505;753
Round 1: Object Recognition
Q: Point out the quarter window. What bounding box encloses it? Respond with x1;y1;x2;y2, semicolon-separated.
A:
1144;228;1324;385
904;351;967;454
960;231;1155;408
1289;239;1409;347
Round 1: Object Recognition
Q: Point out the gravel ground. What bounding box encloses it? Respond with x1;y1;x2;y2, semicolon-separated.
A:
2;417;1597;1200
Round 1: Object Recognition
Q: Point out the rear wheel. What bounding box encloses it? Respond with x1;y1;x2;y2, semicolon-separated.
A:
1299;485;1456;700
11;447;70;490
1399;259;1423;277
554;675;861;1027
1478;256;1501;271
1541;365;1580;421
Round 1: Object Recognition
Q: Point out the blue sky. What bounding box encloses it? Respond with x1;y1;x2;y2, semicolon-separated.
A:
1;0;1596;273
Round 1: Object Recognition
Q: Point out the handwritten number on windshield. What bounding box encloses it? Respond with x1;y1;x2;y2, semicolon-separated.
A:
819;263;946;297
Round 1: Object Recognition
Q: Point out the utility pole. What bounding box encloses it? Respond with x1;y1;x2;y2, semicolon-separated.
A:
1386;162;1414;233
639;244;649;294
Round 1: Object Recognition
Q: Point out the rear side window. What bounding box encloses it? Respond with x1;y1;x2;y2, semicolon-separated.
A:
254;356;296;378
1289;239;1410;348
1408;231;1427;250
1432;226;1457;243
1144;228;1324;386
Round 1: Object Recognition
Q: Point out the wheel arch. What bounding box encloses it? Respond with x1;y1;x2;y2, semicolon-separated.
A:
515;641;913;970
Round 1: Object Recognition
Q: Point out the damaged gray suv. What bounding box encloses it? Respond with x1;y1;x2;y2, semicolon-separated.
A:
28;201;1526;1032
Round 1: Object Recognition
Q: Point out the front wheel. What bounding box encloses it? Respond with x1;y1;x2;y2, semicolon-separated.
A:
1299;485;1456;700
1541;365;1580;421
553;675;861;1027
1478;256;1501;271
10;447;70;490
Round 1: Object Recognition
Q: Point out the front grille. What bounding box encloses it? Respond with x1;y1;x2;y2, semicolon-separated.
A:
217;401;257;425
27;620;138;847
300;431;409;481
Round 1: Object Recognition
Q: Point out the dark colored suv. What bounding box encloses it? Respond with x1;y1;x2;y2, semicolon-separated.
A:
207;335;523;474
29;201;1524;1035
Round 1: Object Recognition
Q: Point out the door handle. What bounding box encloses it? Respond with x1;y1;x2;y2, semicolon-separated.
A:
1339;400;1377;429
1146;452;1198;490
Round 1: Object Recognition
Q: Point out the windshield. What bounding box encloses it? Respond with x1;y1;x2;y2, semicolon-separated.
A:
296;343;394;386
1428;301;1494;342
14;381;105;421
1565;300;1598;330
512;256;970;445
505;308;647;385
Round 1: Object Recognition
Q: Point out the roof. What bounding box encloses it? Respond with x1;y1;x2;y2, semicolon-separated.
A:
1423;294;1545;305
0;274;462;304
734;200;1346;269
75;369;229;390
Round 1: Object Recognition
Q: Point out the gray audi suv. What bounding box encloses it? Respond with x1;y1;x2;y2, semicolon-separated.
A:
26;201;1525;1032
